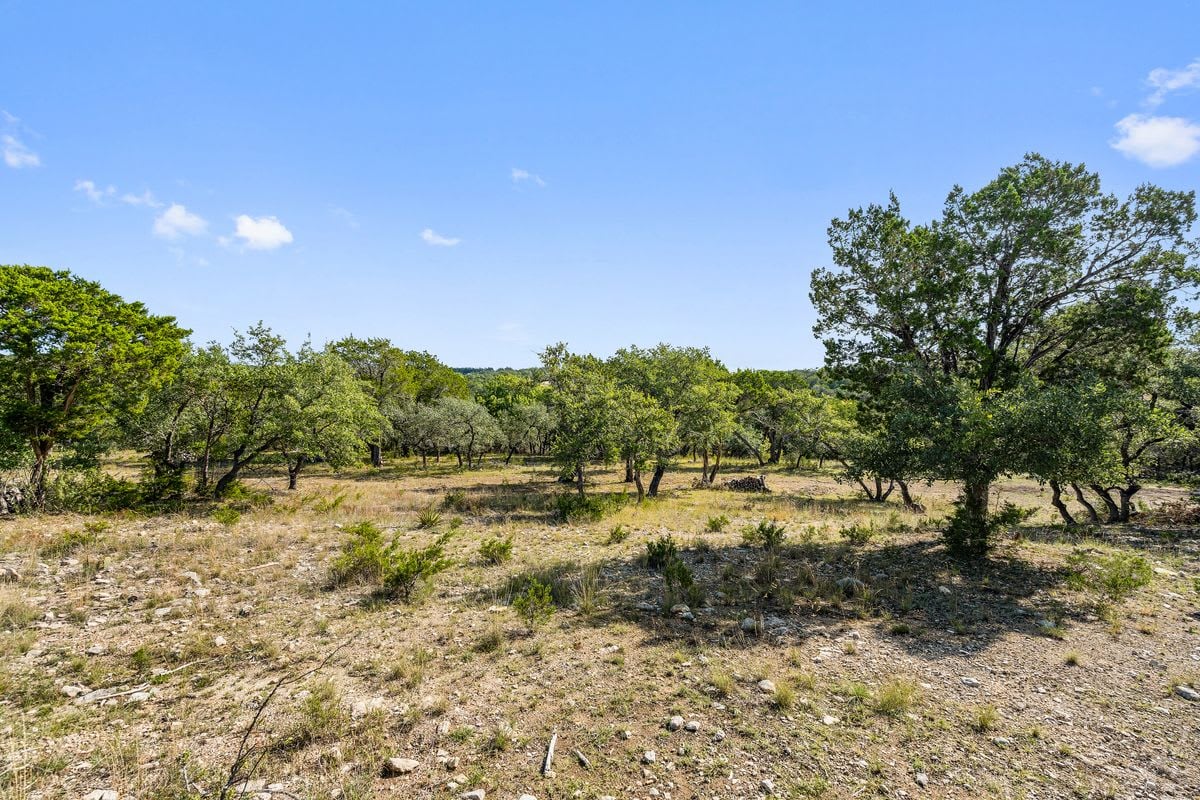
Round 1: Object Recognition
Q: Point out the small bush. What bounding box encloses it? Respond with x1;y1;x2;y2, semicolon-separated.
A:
664;557;704;608
381;533;455;600
45;470;141;513
41;527;102;558
416;508;442;529
606;524;630;544
512;578;555;628
554;492;627;523
771;681;796;711
1066;549;1152;603
971;703;1000;732
329;522;390;586
442;490;469;512
705;515;730;533
840;523;875;546
645;535;678;569
573;565;605;614
0;597;39;630
211;507;241;526
743;519;787;550
710;669;735;697
479;536;514;565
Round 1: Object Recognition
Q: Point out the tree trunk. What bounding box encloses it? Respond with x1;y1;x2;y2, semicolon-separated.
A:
369;443;382;467
898;480;923;512
1117;484;1140;522
213;462;243;497
576;464;585;496
647;464;667;497
1070;483;1100;523
1089;484;1121;523
633;469;645;502
505;447;515;465
707;447;722;483
700;449;710;484
455;449;463;467
1049;479;1075;525
28;440;52;509
287;457;305;490
624;457;634;483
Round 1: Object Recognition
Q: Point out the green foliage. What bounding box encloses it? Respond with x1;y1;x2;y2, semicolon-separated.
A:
442;490;469;512
44;470;141;513
211;507;241;526
554;492;627;522
329;521;391;586
605;524;630;544
478;535;513;565
742;519;787;550
664;556;704;608
41;527;102;558
705;515;730;532
416;508;442;529
1066;549;1153;603
381;533;455;601
0;265;189;506
645;535;678;569
512;578;555;627
943;499;1035;556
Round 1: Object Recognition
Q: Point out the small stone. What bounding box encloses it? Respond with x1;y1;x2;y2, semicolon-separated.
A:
642;750;657;764
684;720;700;732
214;635;228;647
960;677;981;688
1176;685;1200;702
916;772;929;788
518;796;536;800
757;679;776;693
352;697;387;717
670;604;690;615
740;617;758;632
821;715;838;725
437;719;451;735
937;585;952;595
83;792;118;800
0;566;21;583
760;778;775;794
382;757;420;776
461;790;485;800
619;729;632;740
667;715;684;731
181;571;202;585
126;691;151;704
713;729;725;742
233;781;265;794
86;644;106;656
61;684;87;698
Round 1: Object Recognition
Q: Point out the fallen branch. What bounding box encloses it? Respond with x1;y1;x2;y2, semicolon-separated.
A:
541;729;558;776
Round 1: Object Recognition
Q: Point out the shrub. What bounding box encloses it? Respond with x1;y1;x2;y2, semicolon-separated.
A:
840;523;875;546
1066;549;1153;603
743;519;787;550
944;500;1035;555
45;470;141;513
479;535;514;565
971;703;999;732
211;507;241;526
573;565;604;614
705;515;730;533
416;508;442;529
664;557;704;607
507;563;577;606
512;578;555;627
645;535;678;569
329;521;390;586
554;492;627;523
381;533;455;600
606;524;630;544
41;526;103;558
442;490;469;512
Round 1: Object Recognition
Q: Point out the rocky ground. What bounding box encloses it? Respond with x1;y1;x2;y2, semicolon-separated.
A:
1;461;1198;800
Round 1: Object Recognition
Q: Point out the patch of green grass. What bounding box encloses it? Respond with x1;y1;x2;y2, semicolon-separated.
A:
874;678;918;715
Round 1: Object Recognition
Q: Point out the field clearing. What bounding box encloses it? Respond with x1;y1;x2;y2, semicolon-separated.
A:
2;459;1198;800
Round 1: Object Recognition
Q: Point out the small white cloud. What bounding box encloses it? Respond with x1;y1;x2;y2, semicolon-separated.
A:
154;203;208;239
1146;57;1200;107
420;228;460;247
511;167;546;187
2;134;40;168
121;189;162;208
74;179;116;204
234;214;294;250
329;205;359;228
1111;114;1200;167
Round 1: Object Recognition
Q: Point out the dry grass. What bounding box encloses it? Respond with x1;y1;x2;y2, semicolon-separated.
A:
0;457;1194;799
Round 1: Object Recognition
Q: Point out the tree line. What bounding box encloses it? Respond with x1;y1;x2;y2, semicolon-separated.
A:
2;154;1197;557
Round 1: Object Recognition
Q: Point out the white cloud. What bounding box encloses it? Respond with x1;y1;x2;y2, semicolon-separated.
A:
1111;114;1200;167
233;214;294;250
74;179;115;204
1147;57;1200;107
153;203;208;239
121;189;162;208
2;134;39;168
511;167;546;187
420;228;460;247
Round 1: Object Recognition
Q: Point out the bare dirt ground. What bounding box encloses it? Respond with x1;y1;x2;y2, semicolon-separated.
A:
2;460;1198;800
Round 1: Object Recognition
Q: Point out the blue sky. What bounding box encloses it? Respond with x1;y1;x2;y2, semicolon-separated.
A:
2;2;1198;369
